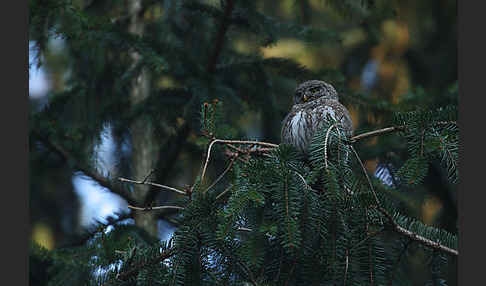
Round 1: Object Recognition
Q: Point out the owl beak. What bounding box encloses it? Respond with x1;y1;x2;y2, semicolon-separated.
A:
303;95;308;102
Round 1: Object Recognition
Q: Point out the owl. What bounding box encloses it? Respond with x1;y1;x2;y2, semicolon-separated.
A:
281;80;353;155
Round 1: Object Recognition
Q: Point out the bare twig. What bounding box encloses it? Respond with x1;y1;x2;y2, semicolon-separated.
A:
377;207;458;256
350;145;381;206
226;143;244;153
215;184;233;200
343;249;349;286
227;143;274;155
128;205;185;211
350;126;405;143
141;169;155;183
201;140;222;183
224;139;277;148
205;157;236;193
119;177;187;196
294;171;310;190
201;139;278;183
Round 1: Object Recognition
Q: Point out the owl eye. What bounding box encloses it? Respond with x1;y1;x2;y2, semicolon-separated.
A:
309;87;321;94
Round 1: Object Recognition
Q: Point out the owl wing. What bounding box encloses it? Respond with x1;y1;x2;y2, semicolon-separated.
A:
313;99;353;136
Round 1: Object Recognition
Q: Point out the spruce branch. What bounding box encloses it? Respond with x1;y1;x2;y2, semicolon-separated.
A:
284;176;292;249
237;260;258;286
200;121;457;186
388;239;412;285
349;229;385;254
349;121;457;143
349;137;457;256
324;123;339;171
285;258;297;286
377;207;458;256
116;247;176;281
367;223;374;286
62;212;134;248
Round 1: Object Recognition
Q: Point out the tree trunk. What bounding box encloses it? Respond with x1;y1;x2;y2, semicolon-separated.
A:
127;0;159;237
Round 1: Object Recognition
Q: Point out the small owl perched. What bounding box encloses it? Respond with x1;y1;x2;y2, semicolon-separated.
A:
281;80;353;155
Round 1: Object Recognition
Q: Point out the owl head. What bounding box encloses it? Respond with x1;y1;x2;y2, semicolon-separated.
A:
294;80;339;104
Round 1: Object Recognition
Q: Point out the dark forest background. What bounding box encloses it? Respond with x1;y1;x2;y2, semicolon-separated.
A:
29;0;457;284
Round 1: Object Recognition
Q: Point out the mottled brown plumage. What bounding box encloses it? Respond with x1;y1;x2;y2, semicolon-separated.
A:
281;80;353;154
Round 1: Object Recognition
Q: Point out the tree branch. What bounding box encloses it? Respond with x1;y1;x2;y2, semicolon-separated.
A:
145;121;191;205
119;177;187;196
198;121;457;185
324;123;339;171
117;247;176;281
350;126;405;143
206;0;235;73
200;139;278;183
388;239;412;285
215;184;233;200
128;205;185;211
33;132;136;205
204;157;236;193
377;207;458;256
61;212;134;248
350;145;381;206
349;121;456;143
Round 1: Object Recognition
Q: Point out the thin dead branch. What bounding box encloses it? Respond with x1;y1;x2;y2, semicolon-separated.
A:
200;139;278;183
205;157;236;193
350;126;405;143
128;205;185;211
119;177;187;196
350;145;381;206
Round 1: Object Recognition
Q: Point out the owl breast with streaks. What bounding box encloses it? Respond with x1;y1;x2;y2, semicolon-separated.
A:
281;80;353;155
